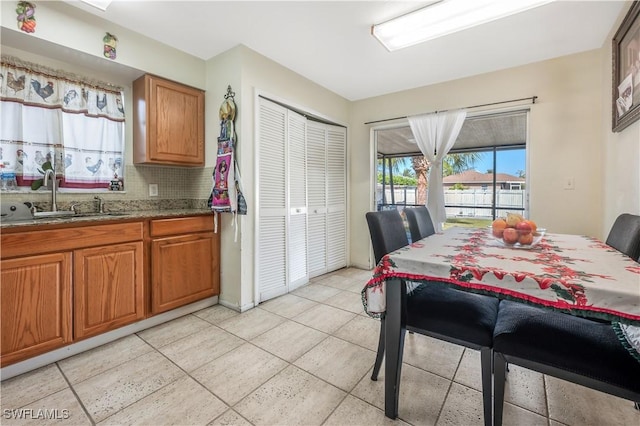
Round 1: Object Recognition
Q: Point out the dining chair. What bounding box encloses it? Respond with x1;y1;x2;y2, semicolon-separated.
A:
493;300;640;426
605;213;640;260
404;206;436;242
365;209;498;426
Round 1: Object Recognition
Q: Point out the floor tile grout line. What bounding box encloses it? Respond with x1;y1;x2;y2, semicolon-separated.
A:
117;338;236;425
55;362;96;426
135;313;224;349
57;335;156;387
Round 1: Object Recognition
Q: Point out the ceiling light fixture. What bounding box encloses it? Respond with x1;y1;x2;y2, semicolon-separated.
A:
79;0;112;11
372;0;554;52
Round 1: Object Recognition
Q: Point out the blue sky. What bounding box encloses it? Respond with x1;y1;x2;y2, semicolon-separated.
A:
395;149;526;177
473;149;526;177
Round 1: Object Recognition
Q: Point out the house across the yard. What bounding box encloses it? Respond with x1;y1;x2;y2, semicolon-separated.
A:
443;170;525;190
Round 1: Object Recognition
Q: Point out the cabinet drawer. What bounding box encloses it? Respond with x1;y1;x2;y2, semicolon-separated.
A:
150;215;214;237
1;222;144;259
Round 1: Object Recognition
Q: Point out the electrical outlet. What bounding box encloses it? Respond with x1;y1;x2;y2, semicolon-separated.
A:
564;177;575;190
149;183;158;197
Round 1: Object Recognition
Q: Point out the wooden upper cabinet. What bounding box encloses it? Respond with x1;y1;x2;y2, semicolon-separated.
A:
133;74;205;166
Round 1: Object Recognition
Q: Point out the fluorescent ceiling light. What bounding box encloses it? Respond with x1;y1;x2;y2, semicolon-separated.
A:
372;0;554;52
79;0;112;11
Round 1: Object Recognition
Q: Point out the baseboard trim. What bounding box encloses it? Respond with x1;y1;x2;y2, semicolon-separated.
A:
218;298;255;313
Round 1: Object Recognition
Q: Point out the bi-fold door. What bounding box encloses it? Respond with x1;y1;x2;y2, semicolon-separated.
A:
256;97;346;303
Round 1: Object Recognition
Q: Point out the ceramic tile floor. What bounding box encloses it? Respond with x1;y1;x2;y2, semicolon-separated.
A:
2;267;639;426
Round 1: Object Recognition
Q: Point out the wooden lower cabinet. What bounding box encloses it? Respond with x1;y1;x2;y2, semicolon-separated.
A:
0;216;217;367
74;242;145;340
150;216;219;314
1;221;145;367
0;253;72;366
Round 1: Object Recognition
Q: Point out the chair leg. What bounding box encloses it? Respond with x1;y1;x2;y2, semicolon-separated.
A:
480;347;492;426
634;401;640;411
493;352;507;426
371;316;385;381
384;279;405;419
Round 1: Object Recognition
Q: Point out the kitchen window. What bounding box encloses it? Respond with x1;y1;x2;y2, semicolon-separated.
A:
0;55;125;191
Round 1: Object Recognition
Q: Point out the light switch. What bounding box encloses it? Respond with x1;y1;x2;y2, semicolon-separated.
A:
149;183;158;196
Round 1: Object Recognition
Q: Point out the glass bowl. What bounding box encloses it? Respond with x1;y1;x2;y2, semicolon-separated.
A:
489;227;546;249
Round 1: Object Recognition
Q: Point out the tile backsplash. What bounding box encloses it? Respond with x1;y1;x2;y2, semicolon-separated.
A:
1;165;214;211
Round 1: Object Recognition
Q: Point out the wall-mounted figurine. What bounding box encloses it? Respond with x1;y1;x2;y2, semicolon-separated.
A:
16;2;36;34
103;32;118;60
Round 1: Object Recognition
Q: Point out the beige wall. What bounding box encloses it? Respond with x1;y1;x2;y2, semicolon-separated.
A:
0;1;205;88
350;49;607;268
205;45;350;310
600;3;640;238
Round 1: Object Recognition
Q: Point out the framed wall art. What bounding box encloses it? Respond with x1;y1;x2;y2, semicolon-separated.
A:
612;1;640;132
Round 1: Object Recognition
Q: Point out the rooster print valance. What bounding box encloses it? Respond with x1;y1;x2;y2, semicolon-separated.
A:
0;55;125;190
0;55;124;122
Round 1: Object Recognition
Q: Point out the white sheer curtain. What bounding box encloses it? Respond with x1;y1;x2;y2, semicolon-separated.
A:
408;109;467;231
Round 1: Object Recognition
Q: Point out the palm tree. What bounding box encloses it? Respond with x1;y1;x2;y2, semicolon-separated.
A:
411;156;429;205
443;152;481;177
411;152;480;205
377;157;409;183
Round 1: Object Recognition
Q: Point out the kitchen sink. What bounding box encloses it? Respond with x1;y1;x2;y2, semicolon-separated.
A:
33;211;76;219
71;212;129;218
1;202;131;223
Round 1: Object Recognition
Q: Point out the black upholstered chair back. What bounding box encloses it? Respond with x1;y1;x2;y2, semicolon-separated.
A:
404;206;436;242
605;213;640;260
366;210;409;264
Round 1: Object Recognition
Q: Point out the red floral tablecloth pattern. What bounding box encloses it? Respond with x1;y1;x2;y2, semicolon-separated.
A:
362;227;640;324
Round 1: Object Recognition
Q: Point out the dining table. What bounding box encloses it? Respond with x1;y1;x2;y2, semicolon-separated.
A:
361;226;640;418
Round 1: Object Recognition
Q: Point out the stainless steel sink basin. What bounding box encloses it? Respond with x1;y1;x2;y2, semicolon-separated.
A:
71;212;129;218
33;211;76;219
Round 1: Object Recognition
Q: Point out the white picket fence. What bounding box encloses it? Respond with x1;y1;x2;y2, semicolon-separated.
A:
377;186;526;218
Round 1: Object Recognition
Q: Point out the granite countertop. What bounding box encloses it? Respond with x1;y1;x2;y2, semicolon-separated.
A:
0;208;214;229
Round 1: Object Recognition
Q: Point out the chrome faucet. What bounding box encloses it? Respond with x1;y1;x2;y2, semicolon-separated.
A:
43;169;58;212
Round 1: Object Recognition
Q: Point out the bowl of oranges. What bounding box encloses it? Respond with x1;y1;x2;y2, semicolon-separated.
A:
490;213;545;248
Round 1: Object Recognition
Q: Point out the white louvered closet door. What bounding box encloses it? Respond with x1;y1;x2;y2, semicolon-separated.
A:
307;122;347;277
287;111;308;289
326;126;347;270
257;99;288;301
307;122;328;277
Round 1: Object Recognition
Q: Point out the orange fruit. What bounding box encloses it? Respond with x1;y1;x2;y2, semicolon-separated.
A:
522;219;537;234
492;218;507;238
518;232;534;245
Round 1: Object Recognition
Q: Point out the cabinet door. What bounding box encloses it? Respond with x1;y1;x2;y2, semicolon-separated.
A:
134;75;205;166
1;253;72;367
151;233;218;314
74;242;144;340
